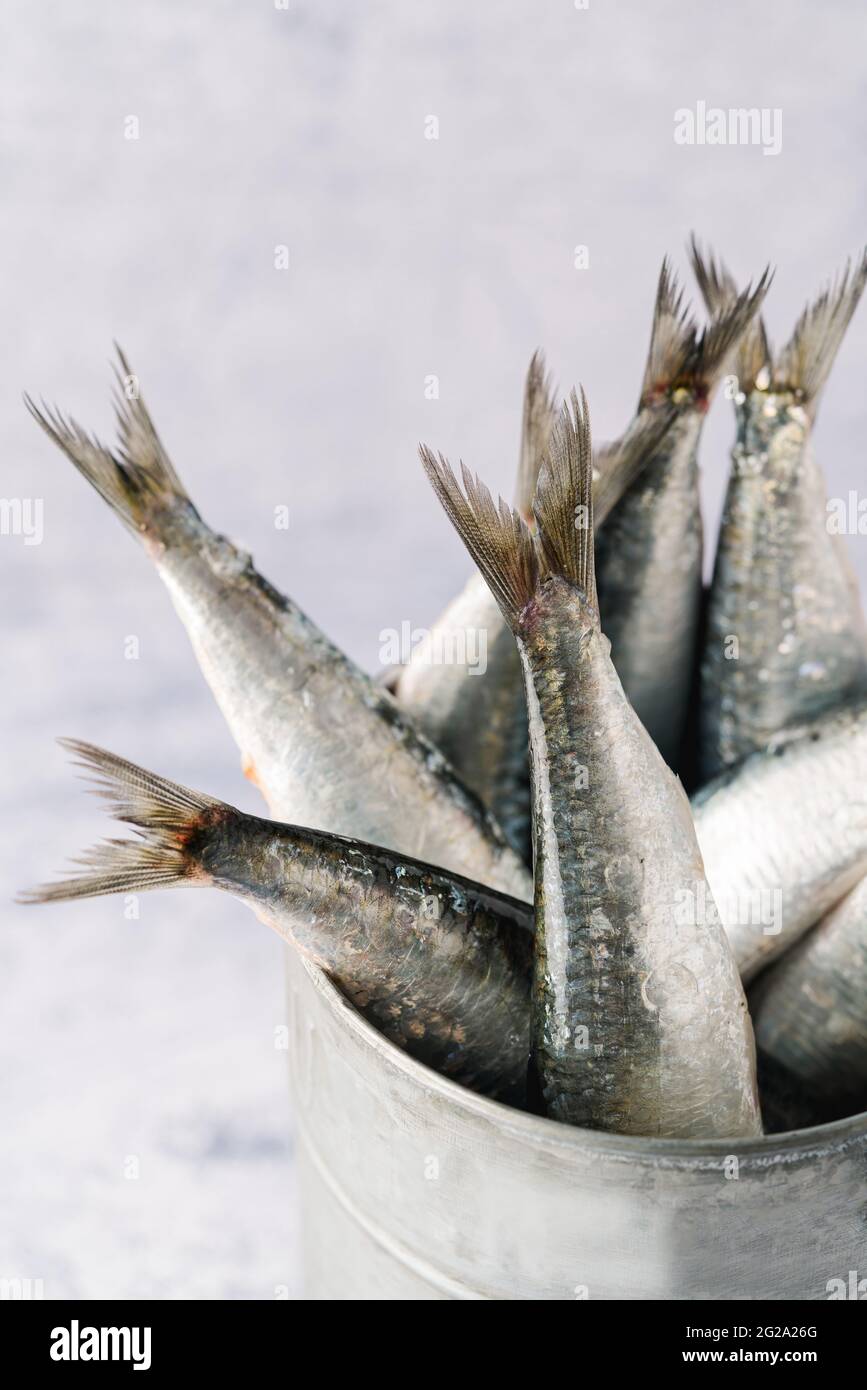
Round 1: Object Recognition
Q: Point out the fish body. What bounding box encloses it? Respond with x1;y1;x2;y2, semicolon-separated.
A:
749;875;867;1125
594;408;704;766
27;357;531;902
22;743;533;1104
692;700;867;981
395;573;531;857
693;244;867;781
422;392;761;1138
594;261;770;766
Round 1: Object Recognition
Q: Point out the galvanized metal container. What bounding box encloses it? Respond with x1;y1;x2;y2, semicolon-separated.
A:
286;950;867;1300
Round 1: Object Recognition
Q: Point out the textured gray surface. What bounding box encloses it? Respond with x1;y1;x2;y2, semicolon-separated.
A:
2;0;866;1298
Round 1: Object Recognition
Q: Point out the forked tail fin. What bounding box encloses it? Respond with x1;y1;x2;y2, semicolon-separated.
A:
514;350;558;520
18;741;226;904
691;237;866;413
420;448;539;628
533;388;596;610
643;254;771;406
774;249;867;409
25;346;198;541
689;235;772;393
640;258;698;405
420;390;598;630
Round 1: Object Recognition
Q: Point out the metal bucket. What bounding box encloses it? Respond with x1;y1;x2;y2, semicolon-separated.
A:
286;950;867;1300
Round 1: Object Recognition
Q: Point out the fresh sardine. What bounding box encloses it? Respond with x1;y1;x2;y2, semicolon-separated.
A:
692;241;867;781
26;354;531;901
421;391;761;1139
749;874;867;1126
392;352;558;859
594;260;770;767
693;700;867;981
20;742;534;1104
394;353;675;862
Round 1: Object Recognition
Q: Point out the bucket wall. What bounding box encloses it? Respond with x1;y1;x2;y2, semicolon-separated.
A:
286;950;867;1301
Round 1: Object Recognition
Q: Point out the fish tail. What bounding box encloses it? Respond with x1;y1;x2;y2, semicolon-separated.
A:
420;388;598;629
689;235;773;393
420;443;539;630
17;740;228;904
642;252;771;404
24;346;197;542
639;258;698;406
514;349;558;520
773;247;867;409
533;388;597;612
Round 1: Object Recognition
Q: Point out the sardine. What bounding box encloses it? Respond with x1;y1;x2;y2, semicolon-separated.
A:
393;354;675;862
749;874;867;1125
675;582;711;796
25;354;531;901
392;352;558;860
20;741;533;1104
692;241;867;781
594;260;770;767
692;700;867;981
421;391;761;1139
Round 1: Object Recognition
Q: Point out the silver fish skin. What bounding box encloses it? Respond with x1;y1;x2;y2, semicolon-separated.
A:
393;352;559;859
25;353;531;902
422;392;761;1140
395;573;532;859
20;742;533;1105
594;260;771;768
692;242;867;782
749;874;867;1124
692;700;867;982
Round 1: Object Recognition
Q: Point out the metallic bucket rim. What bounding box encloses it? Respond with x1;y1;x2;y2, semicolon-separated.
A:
299;957;867;1166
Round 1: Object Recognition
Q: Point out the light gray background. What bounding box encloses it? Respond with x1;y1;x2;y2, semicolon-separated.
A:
2;0;866;1298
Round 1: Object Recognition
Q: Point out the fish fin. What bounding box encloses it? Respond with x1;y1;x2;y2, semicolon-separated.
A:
692;265;773;397
592;403;680;527
773;248;867;409
419;447;538;628
688;235;772;391
640;258;699;406
24;346;196;540
533;388;597;613
18;740;225;905
515;349;558;519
